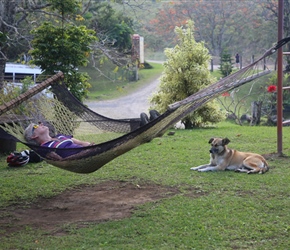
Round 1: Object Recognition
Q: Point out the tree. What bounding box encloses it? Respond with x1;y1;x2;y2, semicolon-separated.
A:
0;0;138;90
142;2;187;51
141;1;276;60
219;49;233;77
0;0;87;87
86;1;134;70
259;0;290;65
30;24;96;101
87;2;133;51
150;21;225;128
30;1;97;101
0;0;51;88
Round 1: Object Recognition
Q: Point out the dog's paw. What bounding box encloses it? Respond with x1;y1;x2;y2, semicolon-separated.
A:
190;167;199;171
197;168;208;172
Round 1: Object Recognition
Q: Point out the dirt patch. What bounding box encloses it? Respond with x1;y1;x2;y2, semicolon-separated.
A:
262;152;288;160
0;180;180;236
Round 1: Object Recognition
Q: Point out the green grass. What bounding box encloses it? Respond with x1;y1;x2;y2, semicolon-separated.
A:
84;62;164;100
1;66;289;249
210;68;222;79
1;122;290;249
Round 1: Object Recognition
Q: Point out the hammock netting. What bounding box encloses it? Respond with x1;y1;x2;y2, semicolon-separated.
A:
0;37;289;173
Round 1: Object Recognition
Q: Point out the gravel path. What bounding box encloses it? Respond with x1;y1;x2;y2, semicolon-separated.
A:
85;77;160;119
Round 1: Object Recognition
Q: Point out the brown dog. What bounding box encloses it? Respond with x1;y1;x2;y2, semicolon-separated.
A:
190;137;269;174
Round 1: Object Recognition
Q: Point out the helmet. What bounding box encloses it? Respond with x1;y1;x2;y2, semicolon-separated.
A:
7;150;30;167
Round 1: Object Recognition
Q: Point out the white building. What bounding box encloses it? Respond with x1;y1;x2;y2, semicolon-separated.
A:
5;63;42;83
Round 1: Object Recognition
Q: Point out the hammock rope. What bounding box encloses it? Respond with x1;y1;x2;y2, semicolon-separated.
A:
1;36;290;173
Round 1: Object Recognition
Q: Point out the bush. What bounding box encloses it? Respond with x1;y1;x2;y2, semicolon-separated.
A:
150;20;225;128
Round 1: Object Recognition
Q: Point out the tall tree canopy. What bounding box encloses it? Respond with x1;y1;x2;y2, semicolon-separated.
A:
86;1;134;68
138;0;282;60
0;0;135;98
0;0;51;88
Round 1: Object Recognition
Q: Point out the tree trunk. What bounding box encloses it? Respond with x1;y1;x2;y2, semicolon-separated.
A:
250;101;262;126
0;59;5;89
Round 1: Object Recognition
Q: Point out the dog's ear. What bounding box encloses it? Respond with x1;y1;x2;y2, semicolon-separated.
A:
208;138;214;144
222;138;230;145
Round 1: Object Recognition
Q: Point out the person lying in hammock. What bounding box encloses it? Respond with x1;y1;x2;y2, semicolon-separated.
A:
24;123;93;158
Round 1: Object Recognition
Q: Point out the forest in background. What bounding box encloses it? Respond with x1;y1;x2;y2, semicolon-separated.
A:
1;0;289;88
2;1;289;62
128;0;287;64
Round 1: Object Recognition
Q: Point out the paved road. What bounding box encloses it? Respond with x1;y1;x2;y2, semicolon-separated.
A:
85;77;160;119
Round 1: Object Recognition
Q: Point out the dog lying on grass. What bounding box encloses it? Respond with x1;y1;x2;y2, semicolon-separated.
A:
190;137;269;174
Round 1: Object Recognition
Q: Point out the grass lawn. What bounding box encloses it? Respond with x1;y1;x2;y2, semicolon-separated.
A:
1;122;290;249
1;63;290;249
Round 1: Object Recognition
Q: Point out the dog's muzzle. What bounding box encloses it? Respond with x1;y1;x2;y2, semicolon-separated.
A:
209;148;219;154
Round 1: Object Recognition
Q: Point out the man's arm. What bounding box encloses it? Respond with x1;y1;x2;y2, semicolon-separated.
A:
71;138;92;147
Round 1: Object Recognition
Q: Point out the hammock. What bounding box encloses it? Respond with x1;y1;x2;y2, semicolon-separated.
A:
0;36;289;173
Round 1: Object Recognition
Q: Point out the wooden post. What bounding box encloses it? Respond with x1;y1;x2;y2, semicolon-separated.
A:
277;0;284;155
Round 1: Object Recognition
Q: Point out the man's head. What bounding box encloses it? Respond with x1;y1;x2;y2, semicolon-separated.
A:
24;123;49;145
